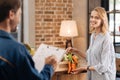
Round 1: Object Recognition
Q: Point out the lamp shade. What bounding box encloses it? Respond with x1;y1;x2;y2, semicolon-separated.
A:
59;20;78;37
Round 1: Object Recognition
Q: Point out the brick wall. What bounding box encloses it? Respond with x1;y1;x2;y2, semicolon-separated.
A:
35;0;72;48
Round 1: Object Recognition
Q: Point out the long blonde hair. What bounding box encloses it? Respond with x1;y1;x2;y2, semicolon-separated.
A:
89;7;108;34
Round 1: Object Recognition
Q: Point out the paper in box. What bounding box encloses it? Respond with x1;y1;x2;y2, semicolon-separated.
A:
55;61;68;72
33;43;66;72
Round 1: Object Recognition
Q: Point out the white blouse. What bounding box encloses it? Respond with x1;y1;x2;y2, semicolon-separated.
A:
86;32;116;80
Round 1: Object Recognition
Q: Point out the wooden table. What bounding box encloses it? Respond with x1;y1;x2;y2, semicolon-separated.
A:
52;71;87;80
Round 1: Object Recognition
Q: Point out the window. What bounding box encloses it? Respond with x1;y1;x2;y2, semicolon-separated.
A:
109;0;120;52
108;0;120;52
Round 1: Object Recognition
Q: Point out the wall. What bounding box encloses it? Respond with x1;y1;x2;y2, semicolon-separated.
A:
23;0;102;51
23;0;88;51
34;0;88;52
89;0;101;13
35;0;73;49
72;0;88;52
23;0;35;48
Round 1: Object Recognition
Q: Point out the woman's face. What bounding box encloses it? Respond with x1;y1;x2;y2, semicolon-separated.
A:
90;10;102;29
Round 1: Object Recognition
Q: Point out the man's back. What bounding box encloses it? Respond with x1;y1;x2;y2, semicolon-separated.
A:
0;30;54;80
0;30;34;80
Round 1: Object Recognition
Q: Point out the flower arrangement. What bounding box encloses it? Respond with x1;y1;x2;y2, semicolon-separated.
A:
63;52;78;73
23;43;35;56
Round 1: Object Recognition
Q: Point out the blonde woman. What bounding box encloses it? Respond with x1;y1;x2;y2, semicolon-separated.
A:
67;7;116;80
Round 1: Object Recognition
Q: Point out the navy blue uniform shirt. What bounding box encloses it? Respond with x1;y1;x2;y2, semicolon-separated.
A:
0;30;54;80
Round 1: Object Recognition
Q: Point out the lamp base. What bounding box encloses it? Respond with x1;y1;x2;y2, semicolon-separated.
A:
65;38;72;49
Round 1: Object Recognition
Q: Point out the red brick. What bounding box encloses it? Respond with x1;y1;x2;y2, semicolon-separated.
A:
44;35;53;37
35;35;42;37
44;19;53;22
35;0;39;3
57;0;62;2
45;3;54;6
56;3;65;7
47;0;56;2
44;11;54;14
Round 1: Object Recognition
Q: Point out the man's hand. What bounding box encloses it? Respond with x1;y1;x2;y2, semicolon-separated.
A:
45;55;57;70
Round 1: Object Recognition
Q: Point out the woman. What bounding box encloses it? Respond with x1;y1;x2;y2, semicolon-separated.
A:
67;7;116;80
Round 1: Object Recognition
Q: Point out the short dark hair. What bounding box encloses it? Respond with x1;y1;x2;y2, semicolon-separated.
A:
0;0;21;22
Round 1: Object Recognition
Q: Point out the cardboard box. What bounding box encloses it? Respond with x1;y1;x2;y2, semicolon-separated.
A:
55;61;68;72
55;54;87;72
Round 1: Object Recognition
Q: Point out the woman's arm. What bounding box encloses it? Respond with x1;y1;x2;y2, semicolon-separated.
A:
74;48;86;59
72;66;95;74
66;47;86;59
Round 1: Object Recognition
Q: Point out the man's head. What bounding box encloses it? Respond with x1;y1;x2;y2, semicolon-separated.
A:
0;0;21;32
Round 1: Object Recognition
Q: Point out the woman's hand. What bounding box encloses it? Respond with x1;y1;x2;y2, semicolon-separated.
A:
66;47;78;53
71;66;87;74
66;47;86;59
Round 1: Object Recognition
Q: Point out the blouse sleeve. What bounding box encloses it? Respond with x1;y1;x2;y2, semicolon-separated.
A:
93;35;115;75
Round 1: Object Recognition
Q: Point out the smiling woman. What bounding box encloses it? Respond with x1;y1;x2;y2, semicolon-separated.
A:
66;7;116;80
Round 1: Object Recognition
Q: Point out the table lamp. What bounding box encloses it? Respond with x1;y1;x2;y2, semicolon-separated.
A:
59;20;78;49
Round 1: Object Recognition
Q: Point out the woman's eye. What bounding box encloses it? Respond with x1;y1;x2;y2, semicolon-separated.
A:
95;16;100;19
90;16;93;18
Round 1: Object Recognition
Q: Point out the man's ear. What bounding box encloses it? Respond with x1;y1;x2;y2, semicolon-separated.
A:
9;10;15;20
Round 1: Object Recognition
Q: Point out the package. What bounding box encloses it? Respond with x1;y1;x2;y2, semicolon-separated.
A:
33;43;66;72
55;61;68;72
